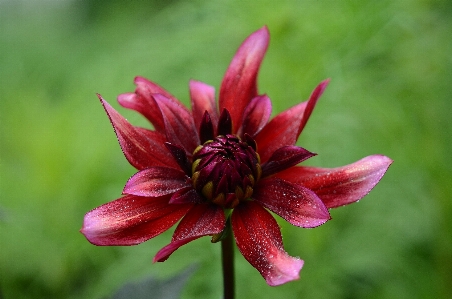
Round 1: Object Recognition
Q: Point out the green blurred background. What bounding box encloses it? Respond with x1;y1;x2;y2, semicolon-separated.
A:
1;0;451;298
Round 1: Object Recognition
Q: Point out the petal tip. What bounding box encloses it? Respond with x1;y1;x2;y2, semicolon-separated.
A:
97;93;105;102
265;255;304;286
255;25;270;40
322;78;331;85
377;154;394;165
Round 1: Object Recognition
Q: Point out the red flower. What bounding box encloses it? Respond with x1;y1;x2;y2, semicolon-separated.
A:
81;26;392;286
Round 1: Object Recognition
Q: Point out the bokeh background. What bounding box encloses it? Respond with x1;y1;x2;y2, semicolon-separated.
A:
1;0;451;298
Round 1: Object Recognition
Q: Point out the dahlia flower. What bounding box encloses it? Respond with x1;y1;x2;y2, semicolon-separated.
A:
81;26;392;287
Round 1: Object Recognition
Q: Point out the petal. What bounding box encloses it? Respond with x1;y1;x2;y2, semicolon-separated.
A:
199;111;215;144
164;142;192;176
254;80;329;163
123;167;190;197
189;80;219;133
298;79;330;135
118;76;178;132
99;96;177;170
232;201;304;286
261;146;316;177
134;76;179;101
81;195;192;246
219;26;270;132
217;108;233;136
169;187;204;204
254;177;331;228
275;155;393;208
154;204;225;262
117;92;165;133
153;93;200;154
254;101;306;163
238;94;272;137
135;127;180;168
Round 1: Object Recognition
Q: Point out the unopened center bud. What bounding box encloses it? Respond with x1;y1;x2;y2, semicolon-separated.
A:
191;134;261;208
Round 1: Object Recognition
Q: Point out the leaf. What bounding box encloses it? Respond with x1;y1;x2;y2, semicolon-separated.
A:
109;265;197;299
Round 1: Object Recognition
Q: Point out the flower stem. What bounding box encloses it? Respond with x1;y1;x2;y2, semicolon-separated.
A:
221;226;235;299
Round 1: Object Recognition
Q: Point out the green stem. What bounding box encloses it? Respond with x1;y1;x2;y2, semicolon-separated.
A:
221;225;235;299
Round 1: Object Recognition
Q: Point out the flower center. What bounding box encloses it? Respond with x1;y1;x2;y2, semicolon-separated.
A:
191;134;261;208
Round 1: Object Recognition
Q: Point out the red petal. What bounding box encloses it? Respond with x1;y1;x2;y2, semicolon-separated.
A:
99;96;177;170
298;79;329;135
134;76;179;101
117;92;165;133
153;94;200;154
189;80;219;134
254;177;331;228
238;94;272;137
217;108;233;136
219;26;269;132
118;77;173;130
135;127;179;168
254;80;329;163
169;187;204;204
254;102;306;163
261;146;316;177
275;155;393;208
199;111;215;144
123;167;190;197
154;204;225;262
117;77;184;133
232;201;304;286
164;142;192;176
81;195;192;246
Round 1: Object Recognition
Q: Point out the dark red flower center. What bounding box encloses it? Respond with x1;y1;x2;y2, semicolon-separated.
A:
191;134;261;208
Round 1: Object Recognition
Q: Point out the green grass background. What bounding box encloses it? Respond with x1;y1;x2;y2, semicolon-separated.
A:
1;0;451;298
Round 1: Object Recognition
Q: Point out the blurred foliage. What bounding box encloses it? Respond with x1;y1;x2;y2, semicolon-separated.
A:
110;265;197;299
1;0;451;298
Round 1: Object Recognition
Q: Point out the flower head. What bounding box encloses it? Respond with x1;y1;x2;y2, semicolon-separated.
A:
81;26;392;286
